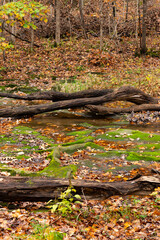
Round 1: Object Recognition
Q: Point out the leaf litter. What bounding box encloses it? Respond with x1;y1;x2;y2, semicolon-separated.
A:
0;117;160;239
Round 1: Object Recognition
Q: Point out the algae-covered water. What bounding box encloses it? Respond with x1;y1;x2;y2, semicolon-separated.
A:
0;110;159;179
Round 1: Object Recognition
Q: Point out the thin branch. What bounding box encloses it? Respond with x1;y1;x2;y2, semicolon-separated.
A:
4;27;40;47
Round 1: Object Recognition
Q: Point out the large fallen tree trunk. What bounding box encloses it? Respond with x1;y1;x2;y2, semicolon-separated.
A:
0;86;158;118
0;175;159;202
86;104;160;116
0;89;113;101
0;86;157;103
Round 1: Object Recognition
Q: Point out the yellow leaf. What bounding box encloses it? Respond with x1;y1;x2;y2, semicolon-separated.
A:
124;222;131;229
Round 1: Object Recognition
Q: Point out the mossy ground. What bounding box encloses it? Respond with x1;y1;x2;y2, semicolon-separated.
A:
0;124;159;178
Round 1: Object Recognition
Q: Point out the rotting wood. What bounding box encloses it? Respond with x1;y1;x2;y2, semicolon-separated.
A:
0;175;159;202
85;104;160;116
0;86;158;118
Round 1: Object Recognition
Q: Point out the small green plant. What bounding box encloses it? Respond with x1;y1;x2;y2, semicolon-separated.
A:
47;186;81;216
150;187;160;208
76;65;85;72
0;37;14;52
13;221;65;240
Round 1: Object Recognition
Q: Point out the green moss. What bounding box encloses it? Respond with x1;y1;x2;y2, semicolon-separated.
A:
0;167;29;176
127;151;160;161
133;143;160;151
38;147;77;178
13;126;41;135
79;123;95;128
85;142;105;150
0;147;77;178
13;126;55;146
129;130;160;142
0;136;17;145
98;129;160;142
66;129;93;138
62;141;105;154
62;136;94;146
94;151;123;159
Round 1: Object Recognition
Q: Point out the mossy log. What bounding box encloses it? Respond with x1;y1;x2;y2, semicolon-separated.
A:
0;175;159;202
0;86;158;118
86;104;160;116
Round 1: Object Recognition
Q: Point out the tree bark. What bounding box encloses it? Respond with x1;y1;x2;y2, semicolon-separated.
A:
125;0;129;21
99;0;103;51
79;0;87;38
0;89;112;101
0;175;159;202
55;0;60;44
0;86;158;118
85;104;160;116
141;0;147;54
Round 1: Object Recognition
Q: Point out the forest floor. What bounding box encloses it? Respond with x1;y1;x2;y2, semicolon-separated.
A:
0;35;160;96
0;35;160;240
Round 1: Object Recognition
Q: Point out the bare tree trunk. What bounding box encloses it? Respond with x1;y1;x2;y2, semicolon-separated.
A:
1;21;6;61
141;0;147;54
55;0;60;44
68;1;73;37
1;0;6;60
138;0;142;50
125;0;129;21
99;0;103;51
10;0;15;44
79;0;87;38
112;1;117;38
135;0;139;52
31;28;34;51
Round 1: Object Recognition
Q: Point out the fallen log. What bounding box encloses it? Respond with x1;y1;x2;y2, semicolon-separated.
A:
0;86;157;103
0;86;158;118
86;104;160;116
0;89;112;101
0;175;159;202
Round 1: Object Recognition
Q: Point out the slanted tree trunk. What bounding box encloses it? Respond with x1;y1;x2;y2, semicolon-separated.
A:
0;175;159;202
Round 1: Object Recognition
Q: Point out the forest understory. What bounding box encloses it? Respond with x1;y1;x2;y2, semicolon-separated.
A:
0;1;160;238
